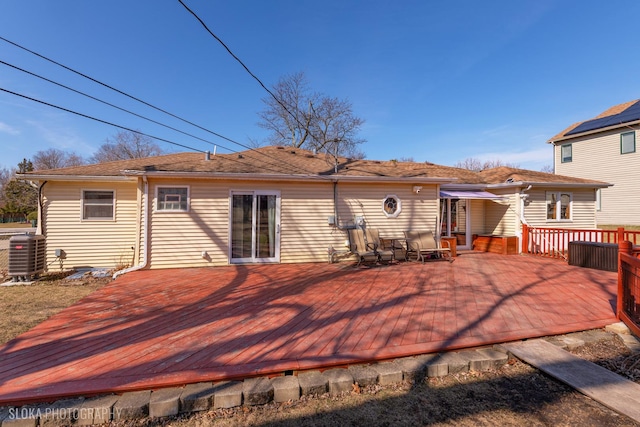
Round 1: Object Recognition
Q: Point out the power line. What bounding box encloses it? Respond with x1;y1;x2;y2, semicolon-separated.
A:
176;1;313;143
0;35;237;147
0;87;205;153
0;35;324;177
0;59;222;149
0;87;326;176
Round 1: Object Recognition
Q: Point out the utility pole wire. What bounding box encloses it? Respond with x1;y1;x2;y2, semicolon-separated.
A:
0;87;205;153
0;59;220;148
176;0;313;143
0;87;325;176
0;35;249;149
0;36;319;177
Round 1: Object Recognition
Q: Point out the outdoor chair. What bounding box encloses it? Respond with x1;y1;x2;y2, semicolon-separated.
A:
404;230;453;263
348;228;393;266
365;228;394;263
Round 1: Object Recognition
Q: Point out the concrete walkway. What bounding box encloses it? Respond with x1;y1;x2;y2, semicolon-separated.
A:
501;338;640;423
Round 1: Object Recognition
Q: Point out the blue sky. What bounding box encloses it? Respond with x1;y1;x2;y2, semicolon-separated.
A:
1;1;639;172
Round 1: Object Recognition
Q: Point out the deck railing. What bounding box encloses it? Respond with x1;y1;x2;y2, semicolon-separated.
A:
522;226;640;259
618;242;640;337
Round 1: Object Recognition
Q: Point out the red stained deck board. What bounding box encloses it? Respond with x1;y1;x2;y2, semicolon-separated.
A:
0;253;619;406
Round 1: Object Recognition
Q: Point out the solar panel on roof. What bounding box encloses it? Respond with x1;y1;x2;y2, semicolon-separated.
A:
612;101;640;122
566;100;640;136
567;116;613;135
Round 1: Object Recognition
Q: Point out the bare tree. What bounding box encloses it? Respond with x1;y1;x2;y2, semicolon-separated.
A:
397;156;416;162
33;148;85;170
258;71;366;158
91;130;164;163
540;164;554;173
454;157;520;172
0;167;14;210
0;167;13;190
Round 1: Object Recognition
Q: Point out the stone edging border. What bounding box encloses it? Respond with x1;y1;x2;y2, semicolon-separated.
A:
0;323;637;426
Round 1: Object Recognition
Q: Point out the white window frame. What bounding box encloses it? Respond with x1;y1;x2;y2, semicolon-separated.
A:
81;189;115;221
546;191;572;222
382;194;402;218
621;131;636;154
596;188;602;212
156;186;190;212
560;144;572;163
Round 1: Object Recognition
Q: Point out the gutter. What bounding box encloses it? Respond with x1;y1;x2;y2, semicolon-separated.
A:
486;181;612;190
113;176;149;279
16;173;137;182
120;170;457;185
18;170;457;185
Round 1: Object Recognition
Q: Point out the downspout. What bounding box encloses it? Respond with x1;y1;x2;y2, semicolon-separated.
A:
113;176;149;279
333;180;338;225
518;185;532;253
37;181;47;235
519;185;532;227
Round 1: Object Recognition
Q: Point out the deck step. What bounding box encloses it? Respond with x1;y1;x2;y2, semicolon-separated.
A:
500;339;640;423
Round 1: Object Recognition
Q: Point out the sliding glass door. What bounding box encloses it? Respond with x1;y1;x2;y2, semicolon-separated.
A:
230;191;280;263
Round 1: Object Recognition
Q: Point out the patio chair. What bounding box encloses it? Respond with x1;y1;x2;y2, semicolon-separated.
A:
348;229;377;266
348;228;392;266
365;228;394;263
404;230;453;263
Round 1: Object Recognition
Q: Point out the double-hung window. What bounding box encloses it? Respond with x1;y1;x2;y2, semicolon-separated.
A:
546;191;572;221
157;186;189;212
82;190;115;220
621;131;636;154
560;144;572;163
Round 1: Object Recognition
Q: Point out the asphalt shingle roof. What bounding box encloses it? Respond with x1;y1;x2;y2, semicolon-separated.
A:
478;166;605;185
24;146;607;186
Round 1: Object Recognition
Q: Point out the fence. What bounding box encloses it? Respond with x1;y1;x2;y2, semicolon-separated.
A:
618;242;640;337
522;226;640;260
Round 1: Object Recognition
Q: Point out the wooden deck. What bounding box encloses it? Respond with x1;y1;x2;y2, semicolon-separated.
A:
0;252;618;405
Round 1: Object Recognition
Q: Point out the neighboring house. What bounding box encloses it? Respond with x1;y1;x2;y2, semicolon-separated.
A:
19;146;608;271
548;99;640;226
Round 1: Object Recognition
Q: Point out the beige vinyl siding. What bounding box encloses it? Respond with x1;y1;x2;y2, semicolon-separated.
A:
554;128;640;225
484;190;518;236
42;181;139;270
147;179;440;268
136;179;145;266
147;179;348;268
279;182;343;264
521;188;597;229
148;178;231;269
469;199;485;235
336;182;439;236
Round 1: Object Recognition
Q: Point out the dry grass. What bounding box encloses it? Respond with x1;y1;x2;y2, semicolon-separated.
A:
0;272;109;344
113;358;636;427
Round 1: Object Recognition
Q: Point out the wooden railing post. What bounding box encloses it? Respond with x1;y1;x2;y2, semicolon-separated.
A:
618;240;633;320
618;227;625;244
521;224;529;254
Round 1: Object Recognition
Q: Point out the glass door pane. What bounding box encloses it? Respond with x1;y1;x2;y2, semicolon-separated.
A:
256;195;277;259
231;194;253;260
441;198;470;249
230;192;280;263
